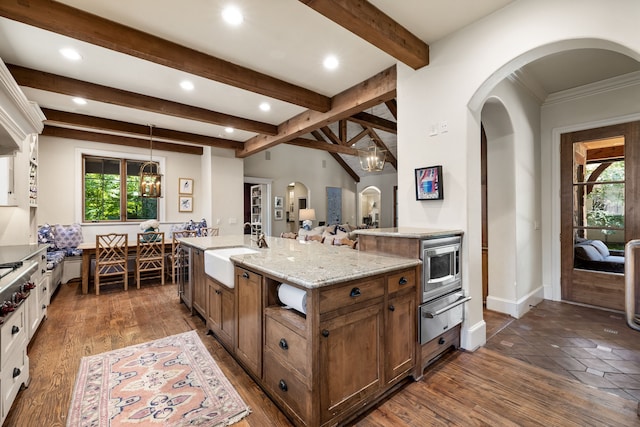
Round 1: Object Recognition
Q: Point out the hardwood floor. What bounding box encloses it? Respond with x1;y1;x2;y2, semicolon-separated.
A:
5;281;639;426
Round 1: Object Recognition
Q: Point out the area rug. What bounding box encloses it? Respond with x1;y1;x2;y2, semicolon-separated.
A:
67;330;250;426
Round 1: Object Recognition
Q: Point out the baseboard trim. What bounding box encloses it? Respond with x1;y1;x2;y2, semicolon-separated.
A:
486;286;544;319
461;319;486;351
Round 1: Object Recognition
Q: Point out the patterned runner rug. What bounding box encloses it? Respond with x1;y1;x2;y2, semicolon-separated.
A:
67;330;250;426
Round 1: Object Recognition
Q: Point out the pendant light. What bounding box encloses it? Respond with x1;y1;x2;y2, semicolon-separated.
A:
139;124;163;198
358;138;386;172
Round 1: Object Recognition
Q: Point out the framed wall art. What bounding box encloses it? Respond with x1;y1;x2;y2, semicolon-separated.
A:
179;196;193;212
274;209;284;220
415;165;443;200
179;178;193;195
274;196;284;209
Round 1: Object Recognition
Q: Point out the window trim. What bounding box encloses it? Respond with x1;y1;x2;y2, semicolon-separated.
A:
75;147;165;224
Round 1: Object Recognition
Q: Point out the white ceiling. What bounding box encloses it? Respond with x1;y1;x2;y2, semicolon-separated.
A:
0;0;639;178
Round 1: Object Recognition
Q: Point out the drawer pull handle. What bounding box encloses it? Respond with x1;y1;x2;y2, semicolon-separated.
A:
389;304;395;312
279;338;288;350
41;269;46;274
41;254;46;260
43;286;47;291
321;329;330;337
399;277;408;285
279;379;288;392
349;287;361;298
42;304;47;309
242;272;249;279
439;337;446;345
12;368;21;378
11;325;19;335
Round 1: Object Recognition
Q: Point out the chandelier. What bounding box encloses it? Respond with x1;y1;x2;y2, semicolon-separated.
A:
139;124;163;198
358;140;386;172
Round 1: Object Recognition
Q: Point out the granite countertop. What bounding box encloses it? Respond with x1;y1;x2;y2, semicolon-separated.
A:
353;227;463;239
179;235;421;289
0;244;47;264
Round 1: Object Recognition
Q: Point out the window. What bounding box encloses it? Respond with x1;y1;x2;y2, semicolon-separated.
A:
83;155;158;222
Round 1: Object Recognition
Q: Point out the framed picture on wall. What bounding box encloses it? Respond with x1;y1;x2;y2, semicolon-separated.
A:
275;196;284;208
179;178;193;195
179;196;193;212
274;209;283;220
415;165;443;200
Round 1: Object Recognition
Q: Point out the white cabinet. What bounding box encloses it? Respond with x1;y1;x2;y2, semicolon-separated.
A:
0;156;16;206
28;134;37;207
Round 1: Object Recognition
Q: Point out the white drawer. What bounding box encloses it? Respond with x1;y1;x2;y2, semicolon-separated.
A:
0;345;28;420
0;304;26;370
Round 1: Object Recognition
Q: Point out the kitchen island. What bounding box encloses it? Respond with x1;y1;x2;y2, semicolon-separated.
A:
180;235;421;427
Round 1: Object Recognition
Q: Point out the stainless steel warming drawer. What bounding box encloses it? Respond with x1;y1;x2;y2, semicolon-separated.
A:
419;291;470;344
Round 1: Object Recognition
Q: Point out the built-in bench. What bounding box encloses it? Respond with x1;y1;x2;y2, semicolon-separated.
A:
38;224;84;299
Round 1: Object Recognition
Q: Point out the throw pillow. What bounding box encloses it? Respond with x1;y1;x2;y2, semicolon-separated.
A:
54;223;83;250
38;223;56;250
575;244;603;261
589;240;611;258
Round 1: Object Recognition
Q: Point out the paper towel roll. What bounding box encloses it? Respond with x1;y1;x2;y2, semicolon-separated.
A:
278;283;307;315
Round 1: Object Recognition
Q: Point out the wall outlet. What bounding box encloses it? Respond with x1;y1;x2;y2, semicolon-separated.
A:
429;124;438;136
439;121;448;133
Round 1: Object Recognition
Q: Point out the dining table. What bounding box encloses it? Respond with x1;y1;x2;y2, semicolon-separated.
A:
77;239;171;294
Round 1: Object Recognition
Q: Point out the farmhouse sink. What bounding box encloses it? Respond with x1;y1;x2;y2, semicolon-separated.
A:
204;247;258;288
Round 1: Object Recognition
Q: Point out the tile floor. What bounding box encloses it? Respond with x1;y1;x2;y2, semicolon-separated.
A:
484;300;640;403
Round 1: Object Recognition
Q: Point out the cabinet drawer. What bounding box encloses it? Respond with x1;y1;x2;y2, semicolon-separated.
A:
0;304;26;370
1;345;28;420
387;269;416;294
319;277;384;313
263;350;311;423
421;324;460;368
265;316;309;379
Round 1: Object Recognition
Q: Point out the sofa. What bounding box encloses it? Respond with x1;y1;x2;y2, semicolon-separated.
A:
574;239;624;273
297;224;360;249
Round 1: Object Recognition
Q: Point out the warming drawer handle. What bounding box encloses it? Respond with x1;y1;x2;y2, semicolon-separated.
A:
423;296;471;318
349;287;361;298
279;338;289;350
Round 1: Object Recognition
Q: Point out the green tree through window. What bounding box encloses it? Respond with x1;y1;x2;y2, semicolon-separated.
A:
84;155;158;222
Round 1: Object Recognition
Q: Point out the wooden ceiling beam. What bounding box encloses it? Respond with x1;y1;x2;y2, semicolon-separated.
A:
349;111;397;134
42;126;203;155
9;64;277;136
0;0;331;112
237;66;396;158
320;127;342;145
338;120;348;144
311;130;360;182
348;128;370;146
385;99;397;120
299;0;429;69
41;108;243;150
586;146;625;162
285;138;359;156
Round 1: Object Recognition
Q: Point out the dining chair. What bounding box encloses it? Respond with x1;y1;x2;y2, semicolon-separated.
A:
94;233;128;295
168;230;197;284
136;231;165;287
199;227;220;237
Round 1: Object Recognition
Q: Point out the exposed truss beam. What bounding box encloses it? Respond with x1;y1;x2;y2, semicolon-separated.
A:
41;109;243;150
385;99;397;120
299;0;429;69
349;111;397;134
0;0;331;112
9;64;276;136
42;126;203;155
311;130;360;182
285;138;359;156
237;66;396;158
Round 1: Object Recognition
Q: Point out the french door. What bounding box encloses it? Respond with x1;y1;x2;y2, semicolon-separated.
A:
560;121;640;310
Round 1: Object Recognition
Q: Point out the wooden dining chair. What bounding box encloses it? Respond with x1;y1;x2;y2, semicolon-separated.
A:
199;227;220;237
168;230;197;284
95;233;128;295
136;231;165;287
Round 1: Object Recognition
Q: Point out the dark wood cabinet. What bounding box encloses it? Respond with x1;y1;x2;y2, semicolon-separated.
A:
235;267;263;378
191;248;206;317
206;277;234;349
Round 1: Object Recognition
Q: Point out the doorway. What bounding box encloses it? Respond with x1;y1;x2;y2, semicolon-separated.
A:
359;186;381;228
560;121;640;311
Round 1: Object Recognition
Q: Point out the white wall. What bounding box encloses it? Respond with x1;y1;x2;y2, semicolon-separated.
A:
210;148;245;235
398;0;640;350
243;144;358;236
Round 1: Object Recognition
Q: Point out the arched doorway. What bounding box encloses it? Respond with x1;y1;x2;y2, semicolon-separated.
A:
286;182;309;232
359;186;381;227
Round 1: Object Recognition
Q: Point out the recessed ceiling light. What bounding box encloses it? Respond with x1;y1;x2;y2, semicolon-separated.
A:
323;55;339;70
222;5;243;26
72;97;87;105
180;80;194;91
60;47;82;61
225;127;234;133
259;102;271;112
